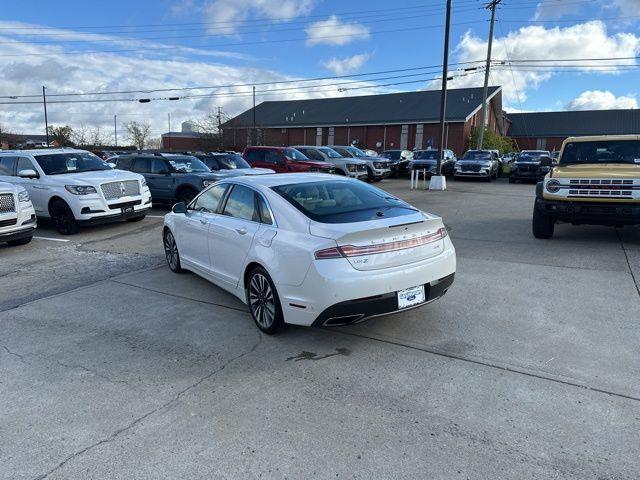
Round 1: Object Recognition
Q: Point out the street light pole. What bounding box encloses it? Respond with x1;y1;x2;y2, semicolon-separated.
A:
252;86;257;146
114;114;117;147
477;0;501;150
431;0;452;191
42;86;49;146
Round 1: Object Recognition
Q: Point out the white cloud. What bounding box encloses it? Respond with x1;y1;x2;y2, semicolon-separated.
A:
431;21;639;110
322;53;371;75
305;15;371;46
204;0;316;35
534;0;640;19
566;90;638;110
0;21;385;140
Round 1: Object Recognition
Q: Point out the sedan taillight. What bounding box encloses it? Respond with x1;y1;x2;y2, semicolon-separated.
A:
314;227;447;260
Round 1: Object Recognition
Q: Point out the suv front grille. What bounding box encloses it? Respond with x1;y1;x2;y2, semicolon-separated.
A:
566;179;638;199
0;193;16;214
101;180;140;200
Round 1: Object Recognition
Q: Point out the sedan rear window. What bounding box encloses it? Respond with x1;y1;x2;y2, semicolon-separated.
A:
272;180;417;224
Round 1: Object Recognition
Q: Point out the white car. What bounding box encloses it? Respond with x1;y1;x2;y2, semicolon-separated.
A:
0;181;37;246
162;174;456;334
0;149;152;235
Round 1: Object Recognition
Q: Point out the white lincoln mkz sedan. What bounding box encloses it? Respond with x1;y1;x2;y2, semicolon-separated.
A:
163;174;456;334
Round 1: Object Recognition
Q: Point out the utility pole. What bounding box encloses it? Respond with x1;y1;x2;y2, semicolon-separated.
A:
217;106;223;149
114;114;117;147
167;113;171;151
42;86;49;146
477;0;501;150
433;0;452;189
252;86;257;146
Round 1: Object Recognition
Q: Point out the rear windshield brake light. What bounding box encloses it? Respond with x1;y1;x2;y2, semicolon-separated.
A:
314;227;447;260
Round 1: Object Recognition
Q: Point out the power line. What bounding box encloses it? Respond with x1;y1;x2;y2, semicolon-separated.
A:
0;21;484;58
0;2;484;31
0;61;487;99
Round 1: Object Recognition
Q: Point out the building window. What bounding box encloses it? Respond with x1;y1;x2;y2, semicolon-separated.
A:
316;127;323;146
536;138;547;150
400;124;409;150
328;127;335;145
414;124;424;150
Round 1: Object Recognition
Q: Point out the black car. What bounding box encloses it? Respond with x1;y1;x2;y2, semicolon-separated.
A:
509;151;553;183
410;149;457;176
115;153;229;204
379;150;410;176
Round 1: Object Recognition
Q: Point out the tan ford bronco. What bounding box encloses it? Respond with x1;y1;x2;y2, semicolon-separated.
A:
532;135;640;239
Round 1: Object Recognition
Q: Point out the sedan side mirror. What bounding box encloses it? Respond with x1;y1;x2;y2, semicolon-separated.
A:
172;202;187;214
18;169;39;179
539;156;553;167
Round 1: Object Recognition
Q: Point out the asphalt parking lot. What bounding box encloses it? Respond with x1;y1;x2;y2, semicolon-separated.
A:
2;178;639;480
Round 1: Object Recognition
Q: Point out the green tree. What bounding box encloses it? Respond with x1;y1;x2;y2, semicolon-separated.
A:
469;127;517;154
47;125;74;147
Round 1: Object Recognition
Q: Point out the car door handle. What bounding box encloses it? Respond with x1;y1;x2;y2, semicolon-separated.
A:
199;218;208;225
235;227;248;235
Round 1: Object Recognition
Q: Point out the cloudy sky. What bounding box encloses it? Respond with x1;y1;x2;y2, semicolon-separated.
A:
1;0;639;143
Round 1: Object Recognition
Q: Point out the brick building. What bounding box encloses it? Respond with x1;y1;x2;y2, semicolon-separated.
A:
220;86;505;156
507;109;640;152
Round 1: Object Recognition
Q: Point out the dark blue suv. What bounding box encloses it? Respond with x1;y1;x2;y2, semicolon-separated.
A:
115;154;223;204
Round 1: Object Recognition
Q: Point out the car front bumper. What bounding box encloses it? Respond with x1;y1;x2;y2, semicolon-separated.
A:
77;205;152;226
372;168;392;179
70;191;152;222
454;170;491;177
536;198;640;226
347;171;369;180
278;240;456;327
0;225;36;243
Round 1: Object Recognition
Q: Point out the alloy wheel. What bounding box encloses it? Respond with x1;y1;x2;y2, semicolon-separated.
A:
249;273;276;329
163;231;180;271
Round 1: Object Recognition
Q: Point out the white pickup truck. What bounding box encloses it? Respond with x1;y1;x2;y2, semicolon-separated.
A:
0;181;36;246
0;149;152;235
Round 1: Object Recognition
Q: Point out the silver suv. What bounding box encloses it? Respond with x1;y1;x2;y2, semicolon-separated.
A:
330;146;392;181
0;181;36;246
292;146;368;180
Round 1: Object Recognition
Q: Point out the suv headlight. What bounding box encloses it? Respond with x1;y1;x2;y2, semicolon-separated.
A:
546;179;561;193
65;185;97;195
18;189;30;203
141;178;148;188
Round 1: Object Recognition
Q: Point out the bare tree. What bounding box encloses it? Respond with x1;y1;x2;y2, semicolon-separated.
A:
89;126;109;146
189;108;231;150
125;121;152;150
71;124;89;146
146;137;162;149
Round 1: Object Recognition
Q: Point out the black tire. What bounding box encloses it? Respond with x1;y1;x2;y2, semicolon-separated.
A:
177;188;197;205
126;215;146;223
163;229;185;273
532;206;555;239
50;200;80;235
246;266;284;335
484;174;492;182
366;167;375;182
509;177;516;184
8;235;33;246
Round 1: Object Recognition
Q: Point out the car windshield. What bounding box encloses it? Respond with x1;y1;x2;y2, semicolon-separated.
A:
463;151;491;160
317;147;342;159
283;148;309;161
33;152;112;175
347;146;367;157
166;156;211;173
415;151;438;160
213;154;250;170
272;180;417;224
560;140;640;165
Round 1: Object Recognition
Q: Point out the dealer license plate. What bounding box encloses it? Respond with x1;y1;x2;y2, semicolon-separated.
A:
397;285;425;309
121;205;134;214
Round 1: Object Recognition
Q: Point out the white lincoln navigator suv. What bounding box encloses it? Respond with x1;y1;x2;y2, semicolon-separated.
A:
0;181;37;246
0;149;152;234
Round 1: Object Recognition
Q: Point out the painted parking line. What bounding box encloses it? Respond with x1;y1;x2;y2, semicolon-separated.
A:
146;215;166;218
33;236;70;243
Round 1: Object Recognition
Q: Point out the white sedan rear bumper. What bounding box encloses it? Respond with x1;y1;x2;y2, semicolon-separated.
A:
278;239;456;327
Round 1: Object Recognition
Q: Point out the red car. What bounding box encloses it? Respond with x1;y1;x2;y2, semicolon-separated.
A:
243;146;335;174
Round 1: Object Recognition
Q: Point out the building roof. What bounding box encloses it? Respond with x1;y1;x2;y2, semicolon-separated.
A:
222;86;501;129
508;109;640;137
161;131;208;138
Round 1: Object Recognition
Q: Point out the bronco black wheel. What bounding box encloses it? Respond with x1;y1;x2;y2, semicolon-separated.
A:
532;206;555;239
